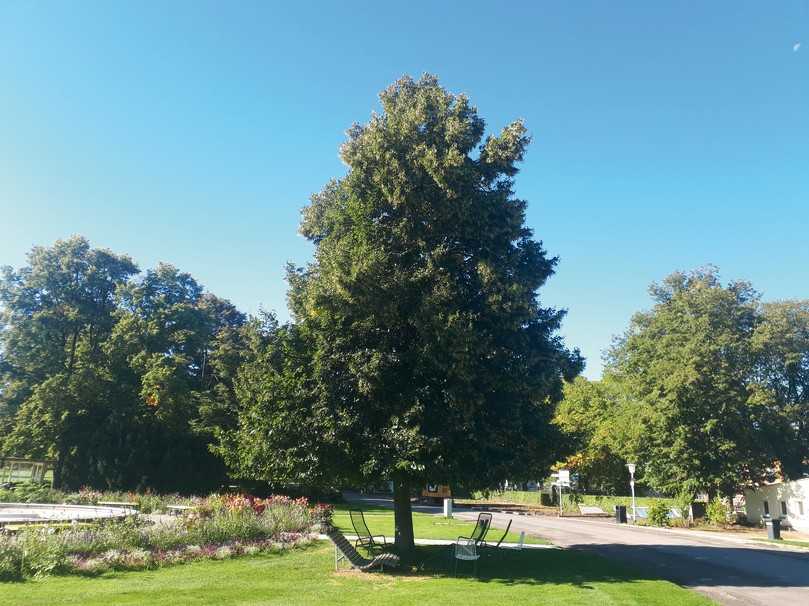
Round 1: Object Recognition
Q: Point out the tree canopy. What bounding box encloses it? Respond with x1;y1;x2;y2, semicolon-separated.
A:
0;236;248;491
553;376;642;494
221;74;582;550
556;267;809;500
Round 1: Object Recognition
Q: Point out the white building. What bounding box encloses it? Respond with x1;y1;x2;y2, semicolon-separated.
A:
744;478;809;533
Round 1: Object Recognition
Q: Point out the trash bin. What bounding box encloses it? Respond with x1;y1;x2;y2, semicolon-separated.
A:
443;498;453;518
766;518;781;540
615;505;627;524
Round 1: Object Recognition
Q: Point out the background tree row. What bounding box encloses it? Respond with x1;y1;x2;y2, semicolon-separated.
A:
555;267;809;500
0;236;250;492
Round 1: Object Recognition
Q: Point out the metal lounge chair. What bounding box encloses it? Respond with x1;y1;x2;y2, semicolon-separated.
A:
482;518;512;552
457;512;492;545
453;537;480;576
450;512;492;572
326;527;400;572
349;509;387;554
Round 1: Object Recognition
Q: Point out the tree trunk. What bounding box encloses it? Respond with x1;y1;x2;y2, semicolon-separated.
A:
393;475;415;557
67;328;79;375
53;450;64;490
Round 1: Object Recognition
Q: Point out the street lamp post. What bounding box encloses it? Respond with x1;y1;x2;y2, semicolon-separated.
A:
626;463;637;523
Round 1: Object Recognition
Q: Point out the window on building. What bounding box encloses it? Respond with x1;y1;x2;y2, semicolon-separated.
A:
763;501;770;515
781;501;788;516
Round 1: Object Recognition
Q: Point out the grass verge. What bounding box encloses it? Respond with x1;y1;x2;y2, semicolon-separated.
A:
331;503;547;544
0;541;713;606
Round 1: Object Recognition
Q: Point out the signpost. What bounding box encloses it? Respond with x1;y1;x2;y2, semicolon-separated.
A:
555;469;571;517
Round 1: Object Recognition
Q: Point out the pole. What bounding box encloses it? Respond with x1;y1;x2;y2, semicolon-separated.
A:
630;477;636;523
558;482;563;517
626;463;637;524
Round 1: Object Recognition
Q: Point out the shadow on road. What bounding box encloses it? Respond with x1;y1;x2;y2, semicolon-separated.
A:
570;542;809;589
379;542;809;592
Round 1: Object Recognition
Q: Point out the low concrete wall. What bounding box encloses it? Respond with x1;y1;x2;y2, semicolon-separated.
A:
0;502;131;525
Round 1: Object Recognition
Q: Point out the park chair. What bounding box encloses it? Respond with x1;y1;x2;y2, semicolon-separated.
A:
453;538;481;576
482;518;512;554
326;526;400;572
457;512;492;545
349;509;387;554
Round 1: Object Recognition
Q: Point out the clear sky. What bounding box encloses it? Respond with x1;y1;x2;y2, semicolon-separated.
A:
1;2;807;378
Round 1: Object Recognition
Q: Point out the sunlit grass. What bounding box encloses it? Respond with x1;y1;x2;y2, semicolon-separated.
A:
0;542;712;606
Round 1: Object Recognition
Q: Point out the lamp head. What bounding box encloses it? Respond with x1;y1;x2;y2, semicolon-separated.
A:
626;463;636;475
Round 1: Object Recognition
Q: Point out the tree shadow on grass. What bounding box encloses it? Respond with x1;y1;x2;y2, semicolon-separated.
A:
384;545;653;589
385;542;809;591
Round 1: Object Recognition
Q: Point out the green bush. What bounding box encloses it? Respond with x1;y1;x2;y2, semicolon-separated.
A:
0;542;23;581
647;500;670;526
706;497;730;526
18;529;69;578
673;487;693;527
0;482;60;504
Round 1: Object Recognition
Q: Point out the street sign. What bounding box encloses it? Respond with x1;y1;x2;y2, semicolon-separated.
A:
555;469;571;517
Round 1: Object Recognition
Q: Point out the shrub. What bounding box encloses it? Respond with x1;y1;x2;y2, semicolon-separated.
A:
0;542;23;581
311;503;334;529
0;482;60;504
706;497;730;527
647;500;670;527
674;488;693;527
63;487;102;505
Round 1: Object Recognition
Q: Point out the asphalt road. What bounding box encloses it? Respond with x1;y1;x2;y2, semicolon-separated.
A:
345;493;809;605
454;509;809;606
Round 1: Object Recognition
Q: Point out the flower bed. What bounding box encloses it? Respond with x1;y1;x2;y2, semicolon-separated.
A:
0;494;333;581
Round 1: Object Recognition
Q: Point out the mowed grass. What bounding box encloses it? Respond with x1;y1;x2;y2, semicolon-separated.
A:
0;542;713;606
331;504;547;544
462;490;676;512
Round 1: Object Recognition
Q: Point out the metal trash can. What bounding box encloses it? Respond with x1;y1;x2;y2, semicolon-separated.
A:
615;505;628;524
766;518;781;540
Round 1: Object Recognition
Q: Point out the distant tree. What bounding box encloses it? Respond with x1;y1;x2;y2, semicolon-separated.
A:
224;75;582;554
106;263;246;492
0;238;247;491
554;376;643;494
0;236;138;486
751;300;809;478
607;268;769;499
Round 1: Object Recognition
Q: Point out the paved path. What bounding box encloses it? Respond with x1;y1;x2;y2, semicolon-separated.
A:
344;493;809;605
454;509;809;606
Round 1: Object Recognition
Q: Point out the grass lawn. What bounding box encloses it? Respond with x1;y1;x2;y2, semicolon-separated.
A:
462;490;676;512
0;542;713;605
331;504;547;544
754;538;809;549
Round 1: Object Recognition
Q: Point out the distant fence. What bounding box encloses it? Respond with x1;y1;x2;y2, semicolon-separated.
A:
0;458;56;486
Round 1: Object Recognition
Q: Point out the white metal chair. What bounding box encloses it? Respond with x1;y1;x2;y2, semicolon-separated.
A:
453;537;480;576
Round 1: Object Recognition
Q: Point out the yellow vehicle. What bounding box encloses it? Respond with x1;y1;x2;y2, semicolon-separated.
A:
420;484;451;504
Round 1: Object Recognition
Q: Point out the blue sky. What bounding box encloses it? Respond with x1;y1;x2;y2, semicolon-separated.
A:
1;2;807;378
